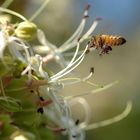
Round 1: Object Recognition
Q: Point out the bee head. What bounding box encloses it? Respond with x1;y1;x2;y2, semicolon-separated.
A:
121;37;126;44
88;36;96;48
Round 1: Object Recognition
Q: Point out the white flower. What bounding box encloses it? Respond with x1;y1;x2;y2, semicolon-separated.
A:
34;5;99;68
0;26;29;64
0;5;132;140
0;29;8;58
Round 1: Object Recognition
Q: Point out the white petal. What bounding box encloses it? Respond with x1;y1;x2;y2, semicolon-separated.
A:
0;30;8;58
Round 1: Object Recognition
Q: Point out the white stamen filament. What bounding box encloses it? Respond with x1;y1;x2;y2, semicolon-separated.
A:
47;88;69;114
79;20;98;42
67;41;80;66
58;20;98;53
38;56;49;79
59;7;89;51
21;65;30;75
69;97;91;128
8;42;27;63
45;89;73;131
65;81;118;100
51;55;85;81
83;101;132;130
37;29;57;50
63;51;83;57
50;43;88;81
50;42;80;80
59;71;93;85
10;37;32;80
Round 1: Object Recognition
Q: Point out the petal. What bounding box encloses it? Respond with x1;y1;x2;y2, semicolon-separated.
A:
0;30;8;58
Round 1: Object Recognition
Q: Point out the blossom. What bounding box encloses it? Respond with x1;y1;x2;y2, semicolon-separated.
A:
34;4;99;68
0;6;89;139
0;2;132;140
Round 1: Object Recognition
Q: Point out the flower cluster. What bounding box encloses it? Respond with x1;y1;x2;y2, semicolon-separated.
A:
0;1;132;140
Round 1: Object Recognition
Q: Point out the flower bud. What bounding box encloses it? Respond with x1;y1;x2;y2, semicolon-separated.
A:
15;21;37;41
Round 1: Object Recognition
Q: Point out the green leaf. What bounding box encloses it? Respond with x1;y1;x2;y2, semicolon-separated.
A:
0;96;22;112
0;56;15;76
0;62;8;76
0;114;17;139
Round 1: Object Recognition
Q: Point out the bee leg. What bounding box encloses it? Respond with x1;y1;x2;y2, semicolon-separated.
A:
88;41;94;49
100;45;112;55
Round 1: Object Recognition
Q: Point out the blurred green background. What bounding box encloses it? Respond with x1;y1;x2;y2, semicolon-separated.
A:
1;0;140;140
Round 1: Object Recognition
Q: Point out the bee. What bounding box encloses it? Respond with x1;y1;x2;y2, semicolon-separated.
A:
87;35;126;55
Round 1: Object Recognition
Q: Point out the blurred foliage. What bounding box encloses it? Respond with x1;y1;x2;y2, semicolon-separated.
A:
0;60;54;140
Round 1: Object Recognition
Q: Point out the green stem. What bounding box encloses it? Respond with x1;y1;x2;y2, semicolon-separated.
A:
0;7;27;21
1;0;13;8
29;0;50;21
0;78;9;104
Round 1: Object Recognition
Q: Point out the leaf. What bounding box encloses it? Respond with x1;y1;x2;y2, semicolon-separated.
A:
0;96;22;112
0;114;17;138
0;62;8;76
0;56;15;76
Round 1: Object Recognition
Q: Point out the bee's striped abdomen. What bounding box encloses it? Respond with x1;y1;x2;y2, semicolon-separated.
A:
100;35;126;47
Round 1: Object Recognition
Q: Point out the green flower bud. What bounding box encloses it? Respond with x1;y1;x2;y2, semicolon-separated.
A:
15;21;37;41
0;97;22;112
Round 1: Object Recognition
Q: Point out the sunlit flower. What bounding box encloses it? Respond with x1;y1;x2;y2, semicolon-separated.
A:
0;2;132;140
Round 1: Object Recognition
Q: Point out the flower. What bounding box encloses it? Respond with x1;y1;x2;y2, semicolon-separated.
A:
0;2;132;140
0;6;90;139
34;4;99;68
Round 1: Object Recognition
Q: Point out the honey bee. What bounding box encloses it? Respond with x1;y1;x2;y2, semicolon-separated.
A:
87;35;126;55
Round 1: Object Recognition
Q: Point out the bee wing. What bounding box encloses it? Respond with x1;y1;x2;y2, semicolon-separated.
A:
100;45;112;55
102;45;112;50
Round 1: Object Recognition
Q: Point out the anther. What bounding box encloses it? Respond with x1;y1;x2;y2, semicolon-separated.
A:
77;37;81;42
75;119;80;125
83;4;90;18
72;135;77;138
37;99;53;107
83;15;89;19
95;17;102;21
90;67;94;73
84;4;90;11
39;96;44;101
30;90;34;93
85;49;90;54
37;107;44;114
